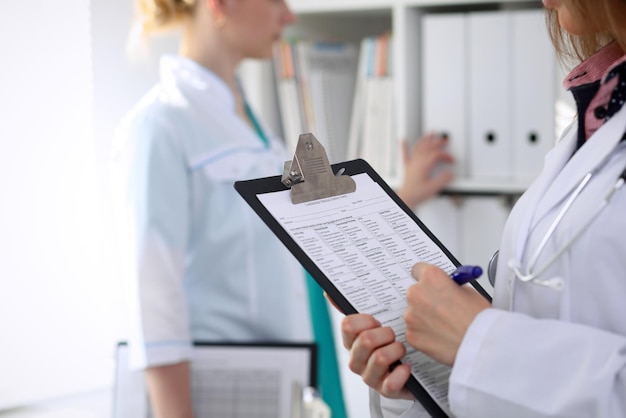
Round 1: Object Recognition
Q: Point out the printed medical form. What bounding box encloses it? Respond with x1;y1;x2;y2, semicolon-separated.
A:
258;173;457;415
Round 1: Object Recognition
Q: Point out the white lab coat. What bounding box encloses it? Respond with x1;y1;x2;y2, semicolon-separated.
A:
373;90;626;418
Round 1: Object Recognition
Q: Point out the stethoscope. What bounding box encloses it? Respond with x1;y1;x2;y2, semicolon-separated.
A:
487;141;626;290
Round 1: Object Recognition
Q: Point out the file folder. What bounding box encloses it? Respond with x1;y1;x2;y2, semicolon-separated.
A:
113;342;316;418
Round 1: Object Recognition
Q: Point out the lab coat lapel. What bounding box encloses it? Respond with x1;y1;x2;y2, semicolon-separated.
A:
531;104;626;227
500;123;576;276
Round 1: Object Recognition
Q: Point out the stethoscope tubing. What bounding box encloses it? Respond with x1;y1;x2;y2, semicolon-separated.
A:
488;143;626;289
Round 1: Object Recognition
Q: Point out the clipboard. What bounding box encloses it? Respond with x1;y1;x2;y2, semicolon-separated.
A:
235;134;490;417
113;341;317;418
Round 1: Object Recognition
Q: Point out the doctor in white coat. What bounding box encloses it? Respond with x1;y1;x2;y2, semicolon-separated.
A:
340;0;626;416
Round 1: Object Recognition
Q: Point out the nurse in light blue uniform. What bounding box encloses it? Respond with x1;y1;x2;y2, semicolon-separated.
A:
113;54;312;367
110;1;309;416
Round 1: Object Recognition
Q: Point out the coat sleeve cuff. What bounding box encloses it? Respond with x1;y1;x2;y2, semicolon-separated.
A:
448;308;502;415
129;340;194;370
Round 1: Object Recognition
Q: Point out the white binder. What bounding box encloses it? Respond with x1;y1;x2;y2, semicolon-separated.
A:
288;41;359;163
346;37;370;161
422;13;468;178
361;75;395;178
350;34;396;180
306;41;359;163
511;9;556;182
468;11;512;179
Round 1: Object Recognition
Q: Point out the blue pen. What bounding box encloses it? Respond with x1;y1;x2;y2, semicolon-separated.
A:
450;265;483;285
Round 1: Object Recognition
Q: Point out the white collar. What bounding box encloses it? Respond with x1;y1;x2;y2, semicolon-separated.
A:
159;54;235;113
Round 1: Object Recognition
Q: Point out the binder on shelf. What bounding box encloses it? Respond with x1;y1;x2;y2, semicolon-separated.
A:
511;9;556;182
361;75;394;179
348;33;397;181
294;41;316;139
346;36;369;162
273;40;305;153
421;13;468;178
468;11;512;179
273;39;358;164
306;41;359;164
420;8;557;188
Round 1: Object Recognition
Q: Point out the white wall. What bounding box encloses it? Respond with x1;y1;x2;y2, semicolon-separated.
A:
0;0;178;414
0;1;377;416
0;389;110;418
0;0;119;411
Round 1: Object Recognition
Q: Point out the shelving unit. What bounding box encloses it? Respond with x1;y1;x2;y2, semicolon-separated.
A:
241;2;557;416
248;0;549;196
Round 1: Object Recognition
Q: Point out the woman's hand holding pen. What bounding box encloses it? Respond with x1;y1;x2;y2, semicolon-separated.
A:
338;262;492;399
405;263;491;366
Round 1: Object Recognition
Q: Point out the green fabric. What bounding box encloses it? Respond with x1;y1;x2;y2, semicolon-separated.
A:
305;271;347;418
245;102;270;148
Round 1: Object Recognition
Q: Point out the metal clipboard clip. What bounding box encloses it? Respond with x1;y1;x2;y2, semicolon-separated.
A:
281;133;356;204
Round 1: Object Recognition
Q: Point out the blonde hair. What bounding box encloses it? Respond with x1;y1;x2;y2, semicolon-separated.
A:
545;0;624;66
136;0;198;34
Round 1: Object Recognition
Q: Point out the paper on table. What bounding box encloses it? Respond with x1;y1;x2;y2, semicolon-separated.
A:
258;173;455;414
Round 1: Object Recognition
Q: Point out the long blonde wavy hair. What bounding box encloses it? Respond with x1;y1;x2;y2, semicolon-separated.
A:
545;0;625;66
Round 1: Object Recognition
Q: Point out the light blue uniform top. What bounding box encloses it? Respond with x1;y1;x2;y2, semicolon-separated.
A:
111;55;312;369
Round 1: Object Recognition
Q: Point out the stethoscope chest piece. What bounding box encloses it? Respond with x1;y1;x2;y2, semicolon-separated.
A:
488;250;565;291
487;250;499;287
